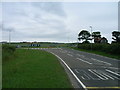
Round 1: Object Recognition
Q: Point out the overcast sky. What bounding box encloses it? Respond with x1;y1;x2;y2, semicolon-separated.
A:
1;2;118;43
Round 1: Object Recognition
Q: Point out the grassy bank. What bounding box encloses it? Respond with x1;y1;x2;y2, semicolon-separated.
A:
2;44;16;62
73;47;120;60
3;49;72;88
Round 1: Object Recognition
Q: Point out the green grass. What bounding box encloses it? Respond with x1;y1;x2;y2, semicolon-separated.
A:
3;49;72;88
72;47;120;60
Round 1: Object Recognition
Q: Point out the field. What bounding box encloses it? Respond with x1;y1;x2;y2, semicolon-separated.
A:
2;48;72;88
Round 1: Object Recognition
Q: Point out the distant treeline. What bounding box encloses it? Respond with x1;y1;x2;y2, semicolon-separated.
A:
78;43;120;55
2;44;16;62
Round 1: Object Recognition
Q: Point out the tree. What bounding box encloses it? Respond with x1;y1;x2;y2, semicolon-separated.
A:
78;30;91;43
112;31;120;43
92;32;101;43
92;32;101;37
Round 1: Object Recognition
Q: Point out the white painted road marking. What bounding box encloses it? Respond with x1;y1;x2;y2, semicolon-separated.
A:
108;67;119;70
97;70;115;80
77;54;85;58
82;70;100;80
91;58;111;66
67;54;73;57
76;58;92;64
50;52;87;90
93;70;109;80
106;69;120;76
75;69;79;73
106;73;120;80
88;69;106;80
83;74;91;80
81;76;85;79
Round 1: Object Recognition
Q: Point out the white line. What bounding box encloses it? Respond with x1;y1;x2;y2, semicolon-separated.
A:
97;70;114;80
67;54;73;57
82;70;100;80
91;58;111;65
50;52;87;90
76;58;92;64
108;67;119;70
83;74;90;80
93;70;109;80
81;76;85;79
77;54;85;58
88;69;105;80
106;69;120;76
61;51;65;53
75;69;79;73
106;73;120;80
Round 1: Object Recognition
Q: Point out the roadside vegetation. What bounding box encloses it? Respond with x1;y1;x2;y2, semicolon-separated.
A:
2;44;16;62
2;46;72;88
75;30;120;60
72;44;120;60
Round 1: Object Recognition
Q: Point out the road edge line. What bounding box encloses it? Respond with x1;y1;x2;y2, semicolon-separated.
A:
50;52;87;90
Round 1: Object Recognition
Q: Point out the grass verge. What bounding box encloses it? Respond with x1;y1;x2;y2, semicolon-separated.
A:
72;47;120;60
3;49;73;88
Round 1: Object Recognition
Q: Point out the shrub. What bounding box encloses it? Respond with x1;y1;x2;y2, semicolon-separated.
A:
2;44;16;62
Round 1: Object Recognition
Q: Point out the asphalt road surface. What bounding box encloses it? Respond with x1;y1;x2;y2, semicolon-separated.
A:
32;48;120;90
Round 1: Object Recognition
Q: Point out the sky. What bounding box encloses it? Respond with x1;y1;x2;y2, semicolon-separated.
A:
1;2;118;43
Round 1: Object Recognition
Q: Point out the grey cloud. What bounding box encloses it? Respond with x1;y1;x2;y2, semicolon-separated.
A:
1;24;14;32
28;30;69;40
32;2;66;17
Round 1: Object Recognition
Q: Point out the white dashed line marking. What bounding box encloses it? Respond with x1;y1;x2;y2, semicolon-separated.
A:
76;54;85;58
76;58;92;64
67;54;73;57
91;58;112;66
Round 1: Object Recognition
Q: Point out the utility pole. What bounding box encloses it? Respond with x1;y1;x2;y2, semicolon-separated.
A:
89;26;92;51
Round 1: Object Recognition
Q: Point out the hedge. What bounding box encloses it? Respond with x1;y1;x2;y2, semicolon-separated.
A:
2;44;16;62
78;43;120;55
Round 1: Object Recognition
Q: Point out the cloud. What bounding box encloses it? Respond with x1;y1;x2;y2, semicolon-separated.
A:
31;2;66;17
1;24;14;32
2;2;117;43
2;2;69;42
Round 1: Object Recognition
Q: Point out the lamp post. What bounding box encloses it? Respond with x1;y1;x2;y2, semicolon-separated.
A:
89;26;92;50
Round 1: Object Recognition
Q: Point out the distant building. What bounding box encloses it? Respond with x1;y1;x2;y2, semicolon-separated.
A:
100;37;108;43
94;37;108;44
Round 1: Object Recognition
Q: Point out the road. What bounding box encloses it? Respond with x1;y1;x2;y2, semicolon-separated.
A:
33;48;120;90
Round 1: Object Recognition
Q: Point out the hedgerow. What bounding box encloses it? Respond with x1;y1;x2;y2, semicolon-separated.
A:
2;44;16;62
78;43;120;55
